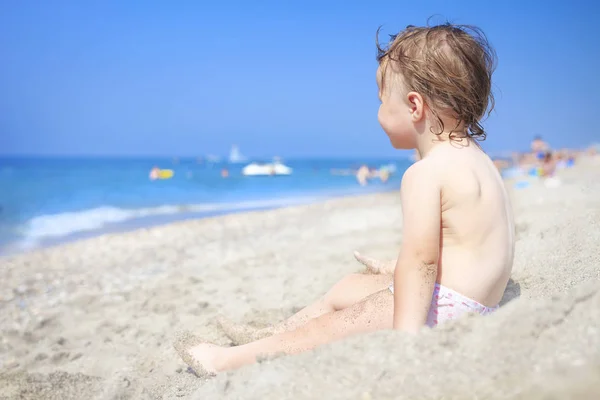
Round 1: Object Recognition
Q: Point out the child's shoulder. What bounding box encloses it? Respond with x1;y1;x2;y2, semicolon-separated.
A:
401;145;493;195
402;149;452;181
400;157;443;193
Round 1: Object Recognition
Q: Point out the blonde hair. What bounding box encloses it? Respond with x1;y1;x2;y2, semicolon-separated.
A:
377;23;497;141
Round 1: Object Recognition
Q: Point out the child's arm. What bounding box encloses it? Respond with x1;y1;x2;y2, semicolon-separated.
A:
392;161;441;333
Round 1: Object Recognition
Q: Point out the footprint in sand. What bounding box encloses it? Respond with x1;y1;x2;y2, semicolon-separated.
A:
51;352;70;364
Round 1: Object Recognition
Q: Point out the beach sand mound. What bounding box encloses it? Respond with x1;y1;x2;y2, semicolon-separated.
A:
192;279;600;399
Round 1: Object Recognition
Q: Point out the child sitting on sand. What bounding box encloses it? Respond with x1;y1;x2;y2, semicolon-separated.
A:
175;22;515;375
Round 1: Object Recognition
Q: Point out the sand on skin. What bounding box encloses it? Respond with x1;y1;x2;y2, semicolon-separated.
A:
0;157;599;399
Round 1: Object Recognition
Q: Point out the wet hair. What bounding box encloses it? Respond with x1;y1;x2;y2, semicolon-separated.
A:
376;22;497;141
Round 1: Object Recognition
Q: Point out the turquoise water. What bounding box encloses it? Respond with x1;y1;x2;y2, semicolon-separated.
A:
0;157;411;253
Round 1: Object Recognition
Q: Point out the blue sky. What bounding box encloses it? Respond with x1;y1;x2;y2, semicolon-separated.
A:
1;0;599;158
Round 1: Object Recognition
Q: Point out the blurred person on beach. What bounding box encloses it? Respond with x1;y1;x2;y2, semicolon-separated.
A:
539;150;564;188
175;22;515;375
530;135;552;172
531;135;549;155
540;151;555;177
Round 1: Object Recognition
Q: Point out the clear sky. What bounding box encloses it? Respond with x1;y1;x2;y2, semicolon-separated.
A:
1;0;599;158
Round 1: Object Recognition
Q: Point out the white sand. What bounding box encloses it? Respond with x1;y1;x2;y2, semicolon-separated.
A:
1;156;599;399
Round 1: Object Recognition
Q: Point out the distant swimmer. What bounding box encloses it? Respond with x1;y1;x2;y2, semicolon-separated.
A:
149;166;160;180
356;165;369;186
149;166;174;180
379;168;390;183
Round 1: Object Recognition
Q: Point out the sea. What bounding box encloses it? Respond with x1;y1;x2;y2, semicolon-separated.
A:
0;156;412;254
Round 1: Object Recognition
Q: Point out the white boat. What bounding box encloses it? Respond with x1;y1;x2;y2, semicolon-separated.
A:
229;145;247;164
242;160;292;176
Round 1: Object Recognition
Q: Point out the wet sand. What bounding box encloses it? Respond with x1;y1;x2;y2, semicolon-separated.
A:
1;156;599;399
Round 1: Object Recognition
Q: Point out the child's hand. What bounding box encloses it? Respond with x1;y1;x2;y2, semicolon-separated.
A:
353;251;396;275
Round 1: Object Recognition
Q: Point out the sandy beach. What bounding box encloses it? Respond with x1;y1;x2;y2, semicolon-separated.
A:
1;156;599;399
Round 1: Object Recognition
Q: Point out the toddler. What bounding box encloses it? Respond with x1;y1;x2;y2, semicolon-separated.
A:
175;22;515;375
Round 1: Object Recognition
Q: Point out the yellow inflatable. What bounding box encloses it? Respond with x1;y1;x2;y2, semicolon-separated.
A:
158;169;174;179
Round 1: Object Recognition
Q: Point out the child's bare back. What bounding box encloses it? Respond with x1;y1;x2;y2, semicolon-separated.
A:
423;142;514;307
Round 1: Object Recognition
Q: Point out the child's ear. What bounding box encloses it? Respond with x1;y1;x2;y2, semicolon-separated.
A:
407;92;425;122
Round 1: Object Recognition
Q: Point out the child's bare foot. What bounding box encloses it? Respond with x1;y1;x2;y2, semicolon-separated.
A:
217;315;276;345
173;331;227;377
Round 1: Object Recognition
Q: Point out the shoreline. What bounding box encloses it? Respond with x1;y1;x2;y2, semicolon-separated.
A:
1;189;401;261
1;157;599;399
0;185;400;257
0;155;411;257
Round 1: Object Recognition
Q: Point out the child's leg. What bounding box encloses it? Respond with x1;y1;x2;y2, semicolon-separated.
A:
179;288;394;374
219;273;392;344
273;273;392;330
